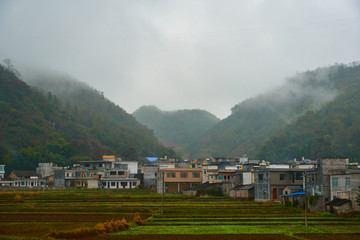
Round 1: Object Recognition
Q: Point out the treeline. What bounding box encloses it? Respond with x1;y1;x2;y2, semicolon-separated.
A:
256;63;360;161
0;64;178;173
191;62;360;160
133;105;220;153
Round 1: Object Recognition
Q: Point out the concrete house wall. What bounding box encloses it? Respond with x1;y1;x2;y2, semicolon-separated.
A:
330;171;360;211
143;165;158;188
254;169;270;201
318;158;348;202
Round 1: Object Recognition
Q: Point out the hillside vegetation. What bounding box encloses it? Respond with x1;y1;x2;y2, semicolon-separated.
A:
0;65;176;172
191;63;360;160
257;63;360;161
133;106;220;152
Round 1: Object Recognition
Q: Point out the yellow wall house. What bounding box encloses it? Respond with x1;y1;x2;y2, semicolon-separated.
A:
160;168;203;193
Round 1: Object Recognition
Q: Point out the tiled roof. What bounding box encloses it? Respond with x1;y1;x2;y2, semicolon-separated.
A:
327;198;351;207
231;184;254;190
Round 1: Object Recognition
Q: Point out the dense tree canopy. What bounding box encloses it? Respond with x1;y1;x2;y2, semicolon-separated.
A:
0;64;178;173
133;105;220;155
191;63;360;160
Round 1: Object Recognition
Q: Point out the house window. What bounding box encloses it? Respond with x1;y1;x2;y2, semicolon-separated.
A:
296;172;302;180
192;172;200;178
332;178;338;187
21;181;25;186
118;171;125;175
102;182;106;187
121;182;127;187
180;172;188;178
258;174;263;181
119;165;128;170
346;178;350;186
111;182;116;187
167;172;176;178
280;174;286;181
85;163;90;168
133;182;137;187
98;163;103;168
86;173;91;177
110;171;116;176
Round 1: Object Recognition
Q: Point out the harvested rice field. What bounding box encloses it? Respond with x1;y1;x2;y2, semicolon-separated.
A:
0;189;359;240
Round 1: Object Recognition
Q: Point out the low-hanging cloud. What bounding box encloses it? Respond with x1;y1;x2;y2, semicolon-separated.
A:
0;0;359;119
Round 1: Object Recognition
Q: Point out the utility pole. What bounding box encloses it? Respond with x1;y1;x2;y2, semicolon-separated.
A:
304;171;308;227
161;170;165;214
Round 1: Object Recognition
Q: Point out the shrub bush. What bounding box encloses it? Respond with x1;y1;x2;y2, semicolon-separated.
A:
133;212;144;225
103;221;113;233
121;217;130;229
94;222;106;234
14;194;22;201
94;218;130;234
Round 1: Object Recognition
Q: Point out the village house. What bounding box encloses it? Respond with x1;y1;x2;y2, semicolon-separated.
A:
329;168;360;211
54;155;140;189
9;170;46;188
157;168;202;194
36;163;56;177
183;182;222;196
326;198;352;215
208;170;236;184
228;184;254;199
140;165;158;189
317;158;349;203
254;168;306;201
202;165;218;183
0;165;5;180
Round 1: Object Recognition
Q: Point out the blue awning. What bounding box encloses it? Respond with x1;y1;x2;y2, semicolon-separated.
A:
280;191;305;197
146;157;158;161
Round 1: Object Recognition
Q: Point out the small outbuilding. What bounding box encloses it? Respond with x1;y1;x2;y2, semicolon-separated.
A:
280;191;305;207
229;184;254;199
326;198;352;215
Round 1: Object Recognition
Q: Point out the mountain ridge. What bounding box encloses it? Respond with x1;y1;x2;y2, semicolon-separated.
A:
0;65;177;172
133;105;220;154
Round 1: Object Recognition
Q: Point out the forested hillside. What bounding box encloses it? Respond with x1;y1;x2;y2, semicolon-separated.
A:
133;106;220;151
0;65;176;172
257;63;360;161
191;63;360;159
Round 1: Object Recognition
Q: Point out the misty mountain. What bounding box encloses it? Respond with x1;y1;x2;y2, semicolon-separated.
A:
191;63;359;159
257;63;360;161
133;106;220;151
0;65;176;172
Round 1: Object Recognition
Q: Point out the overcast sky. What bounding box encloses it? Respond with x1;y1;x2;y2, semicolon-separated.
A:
0;0;359;119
